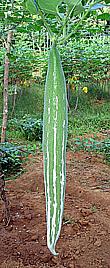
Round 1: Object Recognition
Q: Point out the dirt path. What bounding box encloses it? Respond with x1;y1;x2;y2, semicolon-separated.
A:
0;151;110;268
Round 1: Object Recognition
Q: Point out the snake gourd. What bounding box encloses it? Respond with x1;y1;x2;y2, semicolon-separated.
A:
43;43;68;255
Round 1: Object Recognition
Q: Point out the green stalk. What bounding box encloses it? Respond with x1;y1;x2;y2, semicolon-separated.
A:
59;0;99;44
36;2;54;40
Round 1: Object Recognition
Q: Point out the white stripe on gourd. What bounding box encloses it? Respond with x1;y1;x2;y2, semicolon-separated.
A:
43;43;68;255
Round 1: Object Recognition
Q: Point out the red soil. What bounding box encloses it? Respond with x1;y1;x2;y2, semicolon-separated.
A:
0;150;110;268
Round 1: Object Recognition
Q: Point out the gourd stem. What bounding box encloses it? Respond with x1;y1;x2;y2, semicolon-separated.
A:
57;2;78;40
37;3;54;40
59;0;97;44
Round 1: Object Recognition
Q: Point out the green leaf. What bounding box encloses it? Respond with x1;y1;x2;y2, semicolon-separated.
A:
25;0;38;15
37;0;61;14
27;23;41;31
104;0;110;3
64;0;82;8
0;11;5;18
16;26;28;33
74;4;84;15
97;13;110;20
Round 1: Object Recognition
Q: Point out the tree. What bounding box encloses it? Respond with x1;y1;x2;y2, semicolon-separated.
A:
0;0;43;140
1;30;13;143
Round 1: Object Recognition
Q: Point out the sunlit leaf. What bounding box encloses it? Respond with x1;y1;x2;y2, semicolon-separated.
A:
85;3;108;10
25;0;38;15
37;0;61;14
74;4;84;15
64;0;81;7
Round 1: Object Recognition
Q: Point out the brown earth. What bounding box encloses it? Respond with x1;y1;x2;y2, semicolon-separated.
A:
0;150;110;268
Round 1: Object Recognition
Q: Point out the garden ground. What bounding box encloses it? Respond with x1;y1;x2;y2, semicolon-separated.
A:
0;146;110;268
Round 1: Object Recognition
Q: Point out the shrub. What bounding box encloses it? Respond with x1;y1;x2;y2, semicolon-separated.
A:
0;142;25;174
20;117;43;141
8;116;43;141
68;137;110;164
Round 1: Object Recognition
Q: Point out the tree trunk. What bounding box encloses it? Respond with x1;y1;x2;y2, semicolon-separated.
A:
1;31;13;143
11;83;17;117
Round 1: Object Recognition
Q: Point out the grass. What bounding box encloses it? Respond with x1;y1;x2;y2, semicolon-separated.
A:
0;84;110;178
68;94;110;137
0;84;110;145
8;83;44;118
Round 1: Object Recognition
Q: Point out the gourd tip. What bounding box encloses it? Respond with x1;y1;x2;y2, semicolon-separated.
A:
48;244;59;256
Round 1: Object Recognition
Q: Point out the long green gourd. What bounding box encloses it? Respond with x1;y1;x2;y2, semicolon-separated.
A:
43;43;68;255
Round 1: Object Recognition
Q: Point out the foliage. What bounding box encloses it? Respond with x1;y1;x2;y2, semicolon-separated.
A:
8;85;44;118
0;142;25;174
8;116;43;141
60;35;110;85
0;0;109;87
1;85;109;142
20;116;43;141
68;137;110;164
0;35;47;85
87;81;110;100
0;0;46;85
7;34;108;88
0;0;109;90
0;140;38;175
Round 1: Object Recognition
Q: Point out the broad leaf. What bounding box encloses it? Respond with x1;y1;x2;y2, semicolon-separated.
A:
104;0;110;3
16;26;28;33
25;0;38;15
37;0;61;14
74;4;84;15
97;13;110;20
64;0;81;7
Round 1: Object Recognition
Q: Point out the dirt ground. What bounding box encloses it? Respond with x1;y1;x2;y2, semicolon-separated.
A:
0;150;110;268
